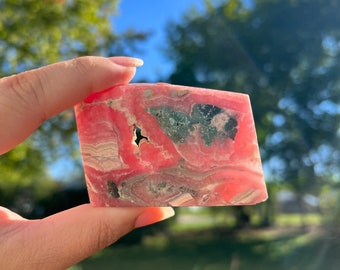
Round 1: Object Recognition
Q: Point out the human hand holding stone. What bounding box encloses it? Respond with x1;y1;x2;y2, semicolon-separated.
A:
0;56;174;269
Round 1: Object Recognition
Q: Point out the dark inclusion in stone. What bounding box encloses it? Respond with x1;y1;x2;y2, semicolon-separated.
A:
224;117;238;140
134;126;148;146
107;181;120;198
191;104;223;124
191;104;223;145
148;103;238;146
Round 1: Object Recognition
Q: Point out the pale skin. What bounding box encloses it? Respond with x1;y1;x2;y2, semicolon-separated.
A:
0;56;175;269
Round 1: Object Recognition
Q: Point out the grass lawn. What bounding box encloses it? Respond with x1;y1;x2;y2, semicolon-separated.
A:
71;213;339;270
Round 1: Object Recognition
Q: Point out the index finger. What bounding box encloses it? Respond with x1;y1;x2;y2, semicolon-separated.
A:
0;56;143;154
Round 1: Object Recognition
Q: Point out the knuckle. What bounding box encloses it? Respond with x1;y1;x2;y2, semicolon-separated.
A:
5;71;37;95
94;220;120;250
69;56;99;77
2;71;46;116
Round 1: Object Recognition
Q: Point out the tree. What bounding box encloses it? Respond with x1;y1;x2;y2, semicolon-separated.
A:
0;0;147;216
165;0;340;224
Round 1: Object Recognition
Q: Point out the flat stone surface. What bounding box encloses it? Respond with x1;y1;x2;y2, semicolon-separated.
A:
75;83;267;206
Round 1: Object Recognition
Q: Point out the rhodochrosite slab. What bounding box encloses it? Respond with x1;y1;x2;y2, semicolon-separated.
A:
75;83;267;207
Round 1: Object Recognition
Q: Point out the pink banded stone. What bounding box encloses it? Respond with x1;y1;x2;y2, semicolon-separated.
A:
75;83;268;207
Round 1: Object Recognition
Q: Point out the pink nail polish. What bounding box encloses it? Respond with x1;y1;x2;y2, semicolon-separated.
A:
134;207;175;228
108;56;144;68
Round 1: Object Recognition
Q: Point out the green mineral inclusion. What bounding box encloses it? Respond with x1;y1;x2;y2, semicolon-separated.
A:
148;107;192;143
148;104;238;146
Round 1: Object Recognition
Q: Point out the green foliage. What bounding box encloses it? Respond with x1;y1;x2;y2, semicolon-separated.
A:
0;139;58;209
165;0;340;196
0;0;119;75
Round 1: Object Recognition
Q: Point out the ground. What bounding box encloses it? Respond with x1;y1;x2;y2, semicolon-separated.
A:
70;213;339;270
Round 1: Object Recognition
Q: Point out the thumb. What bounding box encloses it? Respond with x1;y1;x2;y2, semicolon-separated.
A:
1;205;174;269
0;56;143;154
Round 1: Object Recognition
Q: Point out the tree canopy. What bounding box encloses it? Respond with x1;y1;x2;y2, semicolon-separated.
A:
165;0;340;201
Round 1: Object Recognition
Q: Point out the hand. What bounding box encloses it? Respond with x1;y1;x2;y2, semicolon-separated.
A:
0;56;175;269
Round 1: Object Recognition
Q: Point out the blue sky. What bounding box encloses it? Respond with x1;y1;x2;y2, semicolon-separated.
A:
112;0;207;82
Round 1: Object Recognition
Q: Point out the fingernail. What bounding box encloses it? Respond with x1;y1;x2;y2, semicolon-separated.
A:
108;56;144;67
134;207;175;229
